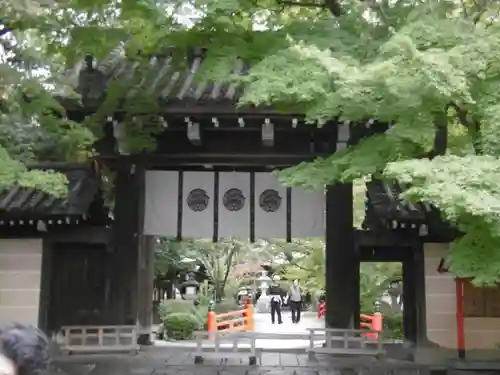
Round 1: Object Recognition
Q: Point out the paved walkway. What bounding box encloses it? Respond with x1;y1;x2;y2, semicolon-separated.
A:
52;348;426;375
156;311;324;350
49;312;428;375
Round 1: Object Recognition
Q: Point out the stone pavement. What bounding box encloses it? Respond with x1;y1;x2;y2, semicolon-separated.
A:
51;348;429;375
50;312;428;375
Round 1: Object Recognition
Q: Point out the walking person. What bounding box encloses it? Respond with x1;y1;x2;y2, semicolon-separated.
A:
268;278;283;324
288;279;303;323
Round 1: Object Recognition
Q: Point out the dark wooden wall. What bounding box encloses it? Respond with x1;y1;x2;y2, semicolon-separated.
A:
47;243;109;330
36;227;123;333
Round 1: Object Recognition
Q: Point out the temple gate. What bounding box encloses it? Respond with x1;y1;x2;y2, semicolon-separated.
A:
59;49;385;344
51;49;443;357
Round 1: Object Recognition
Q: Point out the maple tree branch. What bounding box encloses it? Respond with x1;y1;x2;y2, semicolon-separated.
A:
276;1;325;7
324;0;342;16
276;0;342;16
449;102;482;154
449;102;472;129
290;263;315;273
471;0;488;23
459;0;469;17
431;111;448;158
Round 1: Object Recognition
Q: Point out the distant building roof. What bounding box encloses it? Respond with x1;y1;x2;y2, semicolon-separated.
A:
363;179;456;240
59;48;297;116
0;163;107;226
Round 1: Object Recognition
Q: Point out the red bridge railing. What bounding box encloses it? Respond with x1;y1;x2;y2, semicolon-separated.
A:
317;301;383;339
207;298;254;337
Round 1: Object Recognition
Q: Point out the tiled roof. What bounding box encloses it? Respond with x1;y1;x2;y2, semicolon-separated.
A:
363;179;457;239
0;165;101;219
363;179;435;233
365;179;429;222
70;48;273;114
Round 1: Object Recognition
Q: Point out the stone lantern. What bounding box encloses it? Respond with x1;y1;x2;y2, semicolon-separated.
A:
179;273;199;300
255;271;272;313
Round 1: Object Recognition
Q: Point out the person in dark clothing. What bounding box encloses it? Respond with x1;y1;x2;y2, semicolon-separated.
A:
268;283;283;324
0;323;50;375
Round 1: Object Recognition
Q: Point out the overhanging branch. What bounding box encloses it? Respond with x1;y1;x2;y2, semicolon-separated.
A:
449;102;482;154
430;110;448;158
277;0;326;7
324;0;342;16
449;102;472;129
277;0;342;16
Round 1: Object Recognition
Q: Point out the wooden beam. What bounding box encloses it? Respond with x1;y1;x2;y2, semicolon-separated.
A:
262;118;274;147
153;127;326;154
355;229;420;248
185;117;201;145
98;153;330;168
359;245;413;262
58;97;306;118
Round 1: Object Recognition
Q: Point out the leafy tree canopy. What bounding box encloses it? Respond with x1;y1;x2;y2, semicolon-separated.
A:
155;237;246;299
3;0;500;282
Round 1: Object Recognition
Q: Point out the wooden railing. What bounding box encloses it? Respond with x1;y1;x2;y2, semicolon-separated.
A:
207;301;254;335
59;325;140;354
192;328;385;365
317;302;383;340
306;328;384;358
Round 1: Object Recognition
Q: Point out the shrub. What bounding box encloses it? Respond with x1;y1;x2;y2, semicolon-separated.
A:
163;312;201;340
197;293;211;307
158;299;195;321
213;299;239;314
157;299;211;335
382;311;404;340
194;305;209;327
157;297;242;337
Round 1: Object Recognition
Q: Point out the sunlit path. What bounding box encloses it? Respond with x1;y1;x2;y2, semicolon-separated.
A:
252;311;324;349
154;311;324;350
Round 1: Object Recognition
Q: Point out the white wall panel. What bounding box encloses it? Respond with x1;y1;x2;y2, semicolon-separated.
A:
291;187;325;238
0;239;42;327
181;172;214;239
218;172;250;239
144;171;178;236
254;173;287;238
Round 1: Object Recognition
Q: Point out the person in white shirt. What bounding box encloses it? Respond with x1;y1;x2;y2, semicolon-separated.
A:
288;280;302;323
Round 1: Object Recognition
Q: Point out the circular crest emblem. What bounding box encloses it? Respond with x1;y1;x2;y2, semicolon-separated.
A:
223;188;246;212
187;188;210;212
259;189;282;213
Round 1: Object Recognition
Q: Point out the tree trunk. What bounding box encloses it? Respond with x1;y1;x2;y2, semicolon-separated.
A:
214;282;225;302
166;281;174;299
390;295;399;311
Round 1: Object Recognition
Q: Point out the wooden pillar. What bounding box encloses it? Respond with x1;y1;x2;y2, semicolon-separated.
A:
137;235;155;345
403;243;429;345
455;278;466;359
324;121;359;330
38;240;54;334
112;162;144;325
403;254;417;343
325;183;359;329
413;243;428;345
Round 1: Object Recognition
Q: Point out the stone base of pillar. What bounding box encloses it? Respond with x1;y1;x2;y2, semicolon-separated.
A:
137;333;153;346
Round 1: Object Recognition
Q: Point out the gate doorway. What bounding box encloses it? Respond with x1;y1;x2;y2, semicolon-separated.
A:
359;262;403;341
